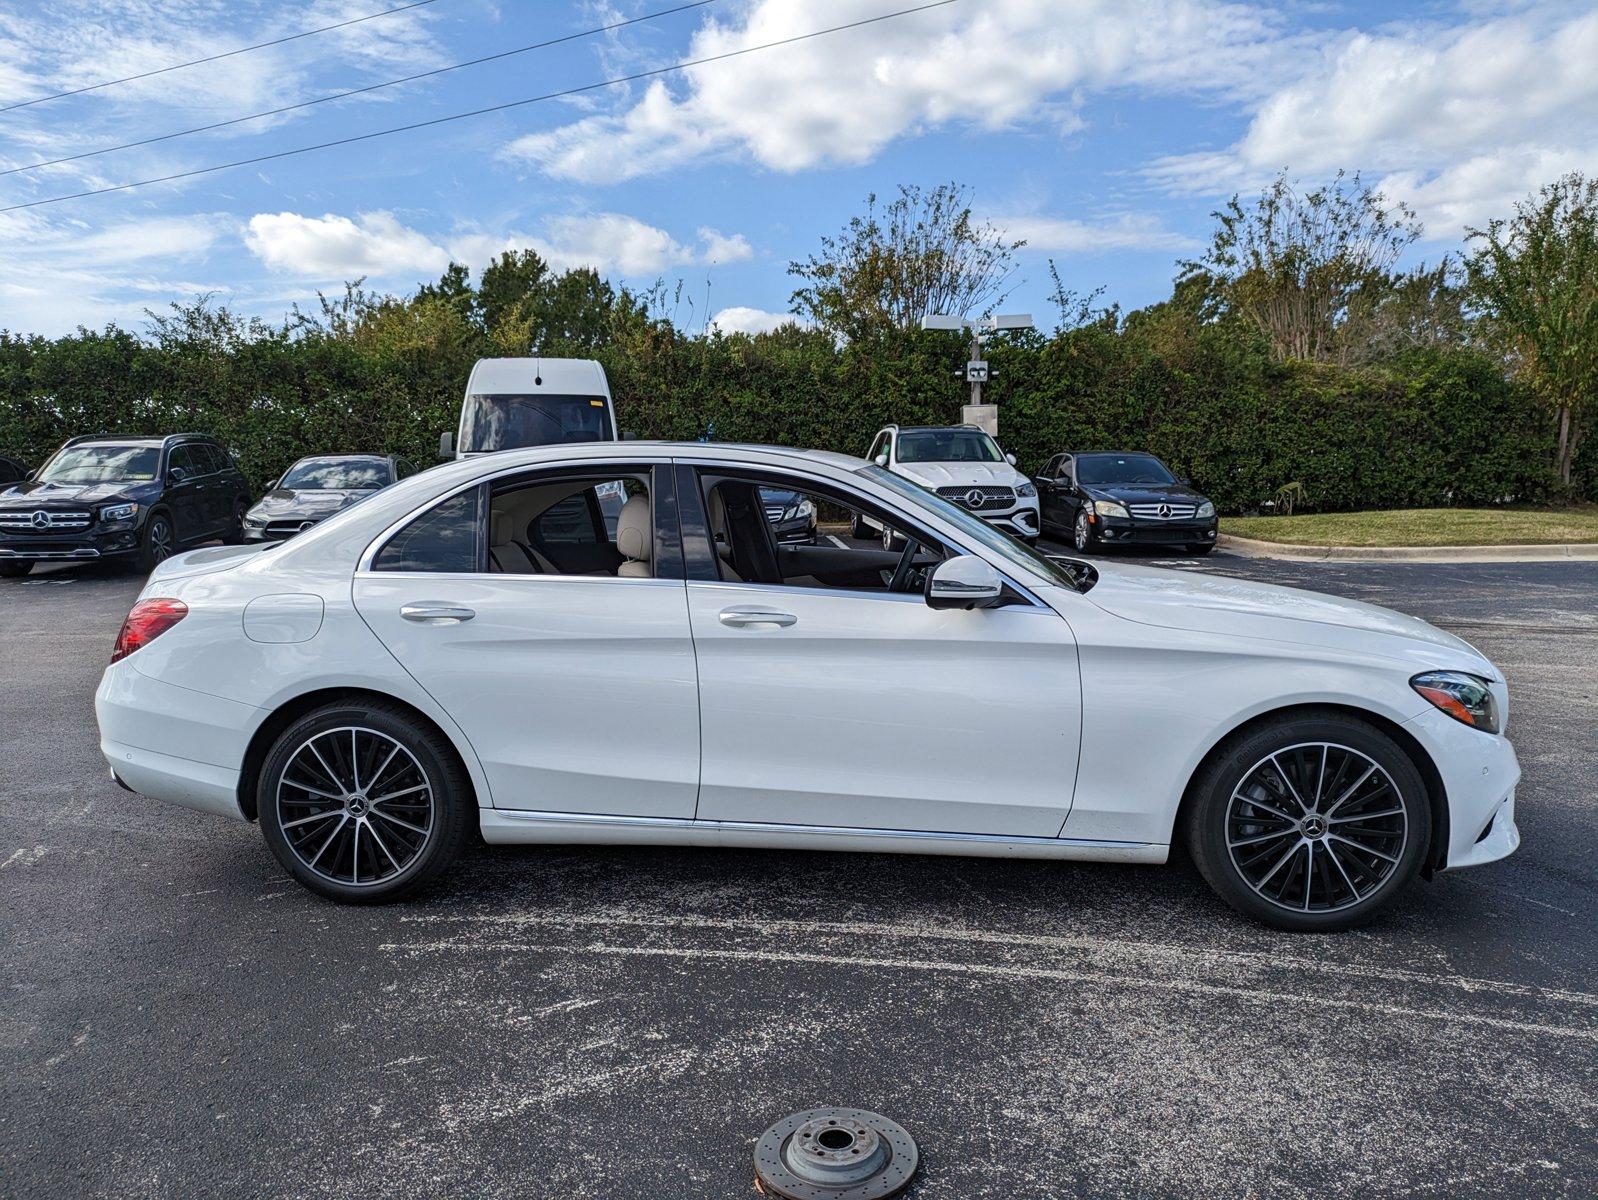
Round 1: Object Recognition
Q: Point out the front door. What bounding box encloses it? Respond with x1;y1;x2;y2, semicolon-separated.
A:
162;445;207;543
681;465;1082;838
351;465;701;819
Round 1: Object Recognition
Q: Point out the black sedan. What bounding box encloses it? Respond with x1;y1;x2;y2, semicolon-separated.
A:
242;454;413;542
759;487;818;545
1034;451;1217;555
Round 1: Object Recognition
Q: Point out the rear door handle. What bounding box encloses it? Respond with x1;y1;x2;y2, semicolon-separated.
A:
401;604;476;625
718;607;797;629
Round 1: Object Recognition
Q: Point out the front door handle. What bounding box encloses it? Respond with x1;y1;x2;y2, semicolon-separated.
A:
718;607;797;629
401;604;476;625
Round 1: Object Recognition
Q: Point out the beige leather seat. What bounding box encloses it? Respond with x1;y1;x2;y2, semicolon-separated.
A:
616;495;652;578
490;511;558;574
706;487;743;582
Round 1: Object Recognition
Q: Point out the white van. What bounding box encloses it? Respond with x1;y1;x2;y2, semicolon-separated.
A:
440;358;616;459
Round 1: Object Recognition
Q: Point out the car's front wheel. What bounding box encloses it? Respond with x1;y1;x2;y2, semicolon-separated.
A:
223;499;250;544
258;701;472;903
1073;511;1097;554
1184;713;1430;931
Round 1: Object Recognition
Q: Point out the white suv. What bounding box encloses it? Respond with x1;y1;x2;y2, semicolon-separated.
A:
858;424;1040;545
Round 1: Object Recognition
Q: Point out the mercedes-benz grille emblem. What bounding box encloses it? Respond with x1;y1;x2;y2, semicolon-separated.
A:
964;488;985;507
1157;503;1171;519
31;510;49;529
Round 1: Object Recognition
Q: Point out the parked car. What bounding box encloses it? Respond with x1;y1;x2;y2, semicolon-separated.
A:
860;424;1039;544
242;454;414;542
0;455;28;486
760;486;818;544
0;433;250;577
1036;451;1217;555
95;442;1518;930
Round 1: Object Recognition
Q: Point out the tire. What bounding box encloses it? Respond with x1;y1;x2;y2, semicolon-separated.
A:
1186;543;1215;556
1072;511;1097;555
258;700;472;904
850;512;872;540
135;513;175;574
223;499;249;544
1184;712;1431;931
882;524;903;552
0;561;32;578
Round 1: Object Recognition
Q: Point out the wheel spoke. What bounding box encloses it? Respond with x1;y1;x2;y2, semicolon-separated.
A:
367;744;402;793
283;809;340;830
1228;827;1296;849
371;808;428;836
307;814;348;868
1301;841;1315;911
1330;806;1403;823
1322;764;1377;818
1323;838;1363;902
1329;833;1398;864
1268;753;1309;812
371;783;428;805
283;778;342;801
307;738;347;793
1313;745;1329;807
1231;792;1299;825
351;821;362;884
365;819;404;873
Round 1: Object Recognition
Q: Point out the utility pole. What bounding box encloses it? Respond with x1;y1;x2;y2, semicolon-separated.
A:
921;312;1033;436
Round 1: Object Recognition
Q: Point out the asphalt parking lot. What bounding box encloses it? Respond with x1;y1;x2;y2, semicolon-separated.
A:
3;548;1595;1199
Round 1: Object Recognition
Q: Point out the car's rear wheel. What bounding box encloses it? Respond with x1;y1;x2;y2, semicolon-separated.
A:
223;499;249;544
135;514;174;573
1185;713;1430;931
258;701;472;903
850;512;872;540
0;561;32;578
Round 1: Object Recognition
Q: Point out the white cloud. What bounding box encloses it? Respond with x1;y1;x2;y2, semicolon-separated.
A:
243;210;754;281
1148;5;1598;235
709;306;804;336
997;213;1198;255
244;211;450;278
505;0;1290;184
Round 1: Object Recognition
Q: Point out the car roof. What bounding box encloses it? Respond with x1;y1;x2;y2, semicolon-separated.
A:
291;453;390;463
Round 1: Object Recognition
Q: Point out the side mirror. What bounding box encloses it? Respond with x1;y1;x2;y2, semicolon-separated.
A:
925;555;1004;610
167;466;188;485
438;431;455;460
873;453;889;467
1005;453;1017;466
1176;475;1190;486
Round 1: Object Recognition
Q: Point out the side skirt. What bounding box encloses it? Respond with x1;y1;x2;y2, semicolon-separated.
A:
479;808;1168;865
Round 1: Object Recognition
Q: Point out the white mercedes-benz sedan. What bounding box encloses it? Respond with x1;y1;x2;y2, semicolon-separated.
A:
95;443;1520;929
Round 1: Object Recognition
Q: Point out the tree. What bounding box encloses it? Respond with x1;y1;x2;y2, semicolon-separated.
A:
789;183;1022;340
1467;173;1598;488
1187;171;1423;365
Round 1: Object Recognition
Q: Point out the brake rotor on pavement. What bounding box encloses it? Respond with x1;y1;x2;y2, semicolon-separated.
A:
754;1107;919;1199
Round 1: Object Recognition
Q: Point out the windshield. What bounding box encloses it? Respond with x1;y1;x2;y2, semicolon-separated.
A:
39;445;159;485
280;458;392;490
1076;454;1175;486
460;393;611;453
861;465;1089;592
896;429;1003;464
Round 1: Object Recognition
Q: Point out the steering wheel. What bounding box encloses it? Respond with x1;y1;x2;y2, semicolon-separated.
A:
888;537;920;593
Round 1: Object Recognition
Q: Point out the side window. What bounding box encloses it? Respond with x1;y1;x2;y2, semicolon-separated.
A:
373;486;483;573
487;471;653;577
196;444;226;474
701;474;942;594
867;432;886;462
395;459;415;480
167;445;197;479
1058;455;1074;481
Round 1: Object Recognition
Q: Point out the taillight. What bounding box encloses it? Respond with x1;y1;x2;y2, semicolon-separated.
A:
111;598;188;663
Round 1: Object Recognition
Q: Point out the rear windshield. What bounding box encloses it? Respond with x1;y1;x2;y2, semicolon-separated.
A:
280;458;393;490
460;394;611;453
1076;454;1175;486
39;445;160;484
896;429;1003;464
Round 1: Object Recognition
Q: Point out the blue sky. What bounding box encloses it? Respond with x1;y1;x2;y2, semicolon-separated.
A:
0;0;1594;337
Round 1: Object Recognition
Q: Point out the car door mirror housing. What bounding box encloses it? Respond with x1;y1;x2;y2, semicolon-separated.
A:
438;431;455;460
925;555;1004;610
167;467;188;485
873;453;889;467
1005;452;1017;466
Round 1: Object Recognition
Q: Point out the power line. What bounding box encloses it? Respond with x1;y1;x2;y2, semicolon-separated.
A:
0;0;960;215
0;0;443;115
1;1;718;177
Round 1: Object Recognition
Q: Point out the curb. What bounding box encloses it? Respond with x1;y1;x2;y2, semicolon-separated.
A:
1218;534;1598;564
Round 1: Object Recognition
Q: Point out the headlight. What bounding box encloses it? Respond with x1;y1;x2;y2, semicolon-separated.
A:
244;515;267;528
99;502;139;523
782;500;816;522
1412;671;1501;734
1015;482;1037;498
1197;500;1215;519
1093;500;1129;519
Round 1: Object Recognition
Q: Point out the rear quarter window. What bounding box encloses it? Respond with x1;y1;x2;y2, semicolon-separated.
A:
373;487;483;573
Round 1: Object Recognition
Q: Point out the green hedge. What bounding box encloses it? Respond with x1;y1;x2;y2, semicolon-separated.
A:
0;320;1571;512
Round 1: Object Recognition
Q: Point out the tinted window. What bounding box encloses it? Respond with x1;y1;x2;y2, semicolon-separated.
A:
1075;454;1175;486
38;444;160;484
281;458;394;490
460;394;610;453
895;429;1003;464
168;446;198;477
374;487;482;572
193;444;226;474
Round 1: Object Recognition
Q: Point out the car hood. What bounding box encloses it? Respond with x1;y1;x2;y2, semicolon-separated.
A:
0;479;153;507
247;488;371;518
896;462;1025;489
1083;560;1497;677
1083;481;1207;506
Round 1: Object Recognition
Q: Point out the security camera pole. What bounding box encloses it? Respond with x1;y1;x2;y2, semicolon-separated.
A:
920;312;1034;436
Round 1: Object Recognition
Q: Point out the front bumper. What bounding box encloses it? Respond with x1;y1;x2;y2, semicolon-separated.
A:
771;517;817;545
1403;705;1522;870
0;526;141;561
977;504;1040;540
1095;517;1217;546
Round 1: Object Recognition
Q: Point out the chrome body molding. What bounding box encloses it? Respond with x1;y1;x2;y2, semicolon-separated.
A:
479;807;1168;864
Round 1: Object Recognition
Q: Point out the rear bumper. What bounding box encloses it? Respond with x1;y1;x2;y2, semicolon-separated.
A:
95;660;257;822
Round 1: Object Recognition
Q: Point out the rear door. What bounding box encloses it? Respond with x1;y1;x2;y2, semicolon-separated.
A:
162;446;207;542
351;462;701;818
